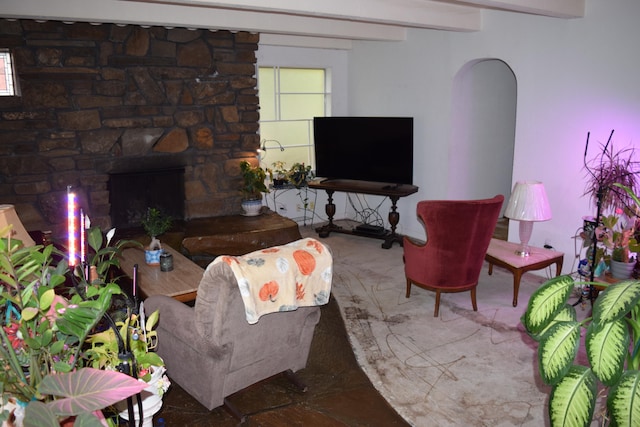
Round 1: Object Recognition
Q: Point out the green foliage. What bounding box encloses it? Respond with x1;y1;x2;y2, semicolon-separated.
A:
522;277;640;426
140;207;172;238
0;223;161;426
240;160;268;200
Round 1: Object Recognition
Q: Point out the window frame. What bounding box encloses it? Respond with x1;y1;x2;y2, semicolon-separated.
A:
0;50;20;97
257;66;331;171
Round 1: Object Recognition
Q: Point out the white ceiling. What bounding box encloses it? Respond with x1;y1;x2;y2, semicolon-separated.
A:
1;0;585;49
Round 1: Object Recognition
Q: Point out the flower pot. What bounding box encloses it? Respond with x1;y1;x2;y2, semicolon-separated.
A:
117;392;163;427
144;249;162;266
241;199;263;216
116;366;169;427
610;259;635;279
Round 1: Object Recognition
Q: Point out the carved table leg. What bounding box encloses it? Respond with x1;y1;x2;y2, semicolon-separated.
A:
382;196;402;249
316;190;339;237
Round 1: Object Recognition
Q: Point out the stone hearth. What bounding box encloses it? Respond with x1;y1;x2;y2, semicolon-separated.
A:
0;19;260;239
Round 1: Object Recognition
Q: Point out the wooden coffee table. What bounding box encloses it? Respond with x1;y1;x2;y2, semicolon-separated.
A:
485;238;564;307
119;245;203;303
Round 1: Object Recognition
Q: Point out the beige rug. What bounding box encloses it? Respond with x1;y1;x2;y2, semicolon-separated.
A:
302;226;565;427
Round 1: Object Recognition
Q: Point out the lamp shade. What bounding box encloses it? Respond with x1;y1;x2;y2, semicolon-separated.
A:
504;181;552;222
0;204;35;247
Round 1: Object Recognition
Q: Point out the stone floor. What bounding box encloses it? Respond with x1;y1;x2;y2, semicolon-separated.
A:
152;295;409;426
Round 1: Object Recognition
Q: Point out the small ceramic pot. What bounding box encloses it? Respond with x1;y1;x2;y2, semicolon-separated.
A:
145;249;162;266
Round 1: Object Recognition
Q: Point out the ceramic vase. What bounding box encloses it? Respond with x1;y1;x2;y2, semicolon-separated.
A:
610;259;635;279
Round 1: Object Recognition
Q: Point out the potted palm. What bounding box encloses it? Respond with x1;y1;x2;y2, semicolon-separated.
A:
521;183;640;427
239;160;268;216
140;207;172;265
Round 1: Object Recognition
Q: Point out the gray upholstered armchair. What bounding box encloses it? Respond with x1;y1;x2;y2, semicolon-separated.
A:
144;239;328;413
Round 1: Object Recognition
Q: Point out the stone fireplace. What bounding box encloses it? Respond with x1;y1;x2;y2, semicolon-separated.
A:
0;19;260;239
109;168;185;230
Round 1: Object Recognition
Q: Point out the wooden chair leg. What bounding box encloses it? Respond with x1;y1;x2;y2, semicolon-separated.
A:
434;291;441;317
406;278;412;298
471;287;477;311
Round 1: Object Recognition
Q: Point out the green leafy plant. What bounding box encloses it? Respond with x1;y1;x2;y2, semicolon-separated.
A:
598;214;640;263
521;184;640;427
287;162;314;188
0;223;161;426
239;160;268;201
141;207;172;251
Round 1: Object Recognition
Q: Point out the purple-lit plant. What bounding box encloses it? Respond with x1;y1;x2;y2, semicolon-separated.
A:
583;131;639;213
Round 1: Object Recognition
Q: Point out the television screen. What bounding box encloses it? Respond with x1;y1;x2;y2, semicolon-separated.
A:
313;117;413;185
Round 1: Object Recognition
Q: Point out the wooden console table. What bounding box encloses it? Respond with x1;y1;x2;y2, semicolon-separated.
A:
308;179;418;249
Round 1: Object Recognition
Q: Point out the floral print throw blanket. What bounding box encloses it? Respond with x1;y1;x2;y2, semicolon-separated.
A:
213;238;332;324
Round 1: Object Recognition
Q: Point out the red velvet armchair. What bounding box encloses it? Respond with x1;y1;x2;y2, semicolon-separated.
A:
403;195;504;316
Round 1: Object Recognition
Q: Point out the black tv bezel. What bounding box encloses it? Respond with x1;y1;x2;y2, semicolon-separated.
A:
313;116;414;185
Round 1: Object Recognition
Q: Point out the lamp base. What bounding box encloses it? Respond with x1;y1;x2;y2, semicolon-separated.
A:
515;245;531;257
514;221;534;257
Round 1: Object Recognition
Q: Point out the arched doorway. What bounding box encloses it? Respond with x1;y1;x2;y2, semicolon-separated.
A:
448;58;516;217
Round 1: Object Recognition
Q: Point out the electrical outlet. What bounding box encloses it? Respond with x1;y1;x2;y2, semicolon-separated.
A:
296;204;302;212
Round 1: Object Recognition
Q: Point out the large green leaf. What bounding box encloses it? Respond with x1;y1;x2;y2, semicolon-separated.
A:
607;370;640;427
36;368;148;416
522;275;575;336
549;365;597;427
539;321;582;385
586;319;629;386
593;280;640;324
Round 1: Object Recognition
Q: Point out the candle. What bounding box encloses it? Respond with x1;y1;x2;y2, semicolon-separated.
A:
67;189;77;267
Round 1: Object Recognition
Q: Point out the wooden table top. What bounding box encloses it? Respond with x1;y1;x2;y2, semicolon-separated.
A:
486;238;564;268
119;245;203;302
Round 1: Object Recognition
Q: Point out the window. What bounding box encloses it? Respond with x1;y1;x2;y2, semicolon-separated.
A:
258;67;330;171
0;51;19;96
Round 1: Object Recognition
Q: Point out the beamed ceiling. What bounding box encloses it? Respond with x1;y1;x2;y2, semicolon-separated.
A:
1;0;585;48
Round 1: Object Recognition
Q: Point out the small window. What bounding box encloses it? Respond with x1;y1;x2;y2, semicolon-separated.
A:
258;66;330;170
0;51;19;96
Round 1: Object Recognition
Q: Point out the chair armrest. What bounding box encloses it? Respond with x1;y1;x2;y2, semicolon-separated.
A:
144;295;226;357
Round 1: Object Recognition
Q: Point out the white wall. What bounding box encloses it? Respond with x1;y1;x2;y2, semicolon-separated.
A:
348;0;640;274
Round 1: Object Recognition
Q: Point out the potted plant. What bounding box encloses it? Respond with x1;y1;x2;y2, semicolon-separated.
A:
521;184;640;427
583;131;639;213
0;224;154;426
140;207;172;265
287;162;314;188
268;161;289;187
239;160;268;216
598;213;640;279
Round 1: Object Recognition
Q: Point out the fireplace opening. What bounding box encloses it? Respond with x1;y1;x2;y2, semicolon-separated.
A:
109;168;185;230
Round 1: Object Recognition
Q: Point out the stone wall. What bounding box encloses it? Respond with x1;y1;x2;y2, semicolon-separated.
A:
0;19;260;238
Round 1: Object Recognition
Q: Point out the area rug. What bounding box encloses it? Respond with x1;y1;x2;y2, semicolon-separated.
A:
302;226;567;426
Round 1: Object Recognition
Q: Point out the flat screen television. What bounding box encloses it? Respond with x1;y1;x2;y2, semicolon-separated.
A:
313;117;413;185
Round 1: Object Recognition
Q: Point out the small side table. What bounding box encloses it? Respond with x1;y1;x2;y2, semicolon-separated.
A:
485;238;564;307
